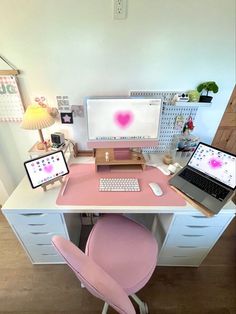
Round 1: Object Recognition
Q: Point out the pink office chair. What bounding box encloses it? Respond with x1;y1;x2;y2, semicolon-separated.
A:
52;214;158;314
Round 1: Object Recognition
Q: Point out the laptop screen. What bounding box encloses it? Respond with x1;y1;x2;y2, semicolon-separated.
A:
188;143;236;189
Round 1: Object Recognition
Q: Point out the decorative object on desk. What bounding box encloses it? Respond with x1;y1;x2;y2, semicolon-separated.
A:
168;162;183;174
173;133;199;159
187;90;200;102
197;81;219;103
51;132;65;149
105;151;110;162
60;112;73;124
182;115;194;136
21;104;55;150
162;153;173;165
171;93;189;105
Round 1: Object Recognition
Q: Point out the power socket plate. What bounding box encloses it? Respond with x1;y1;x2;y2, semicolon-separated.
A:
113;0;127;20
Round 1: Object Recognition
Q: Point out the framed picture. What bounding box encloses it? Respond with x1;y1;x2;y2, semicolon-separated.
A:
60;112;73;124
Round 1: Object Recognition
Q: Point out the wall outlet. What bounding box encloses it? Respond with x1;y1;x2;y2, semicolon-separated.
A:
113;0;127;20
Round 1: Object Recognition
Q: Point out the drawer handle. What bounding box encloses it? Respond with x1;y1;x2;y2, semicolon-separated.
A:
192;216;210;219
36;244;51;246
173;256;188;258
28;224;46;226
31;232;51;235
177;246;198;248
21;213;46;217
41;253;58;256
182;234;204;237
186;225;210;228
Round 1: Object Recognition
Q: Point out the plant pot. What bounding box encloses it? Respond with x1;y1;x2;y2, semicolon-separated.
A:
199;95;213;103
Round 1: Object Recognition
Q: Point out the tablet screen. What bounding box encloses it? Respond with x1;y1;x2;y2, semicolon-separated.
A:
24;151;69;188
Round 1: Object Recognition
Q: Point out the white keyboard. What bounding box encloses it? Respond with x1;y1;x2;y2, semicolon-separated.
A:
99;178;140;192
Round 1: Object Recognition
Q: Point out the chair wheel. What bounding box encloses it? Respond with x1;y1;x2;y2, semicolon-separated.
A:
144;303;149;314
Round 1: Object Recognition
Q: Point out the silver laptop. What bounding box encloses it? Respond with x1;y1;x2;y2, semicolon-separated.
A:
169;142;236;214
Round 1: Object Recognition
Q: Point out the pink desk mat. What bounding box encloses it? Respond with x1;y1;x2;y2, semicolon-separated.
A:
56;164;186;207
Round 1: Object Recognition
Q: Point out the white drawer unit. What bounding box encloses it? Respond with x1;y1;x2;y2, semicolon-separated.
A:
155;213;234;267
5;213;69;264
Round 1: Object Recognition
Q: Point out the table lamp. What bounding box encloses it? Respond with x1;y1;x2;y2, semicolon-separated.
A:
21;104;55;150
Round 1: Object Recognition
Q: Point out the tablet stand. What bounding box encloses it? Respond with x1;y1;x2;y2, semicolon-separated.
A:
41;177;63;192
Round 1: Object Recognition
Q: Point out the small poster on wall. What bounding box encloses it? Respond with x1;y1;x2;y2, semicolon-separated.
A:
0;75;25;122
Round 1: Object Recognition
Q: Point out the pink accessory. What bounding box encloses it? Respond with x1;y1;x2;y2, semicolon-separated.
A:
52;214;158;313
56;164;186;206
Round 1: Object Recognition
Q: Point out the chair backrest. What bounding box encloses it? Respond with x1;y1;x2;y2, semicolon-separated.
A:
52;236;136;314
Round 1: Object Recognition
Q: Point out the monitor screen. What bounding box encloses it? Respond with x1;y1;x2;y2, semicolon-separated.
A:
24;151;69;189
188;143;236;189
86;98;162;148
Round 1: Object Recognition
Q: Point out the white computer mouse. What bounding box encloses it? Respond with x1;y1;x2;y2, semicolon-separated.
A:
148;182;163;196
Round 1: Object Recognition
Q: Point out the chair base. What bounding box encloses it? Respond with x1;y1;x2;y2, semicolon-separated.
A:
131;294;149;314
102;294;149;314
102;302;109;314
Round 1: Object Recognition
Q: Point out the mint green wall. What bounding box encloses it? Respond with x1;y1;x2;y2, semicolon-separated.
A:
0;0;235;190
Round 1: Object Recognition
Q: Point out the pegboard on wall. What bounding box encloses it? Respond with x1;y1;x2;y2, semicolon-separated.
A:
130;91;198;153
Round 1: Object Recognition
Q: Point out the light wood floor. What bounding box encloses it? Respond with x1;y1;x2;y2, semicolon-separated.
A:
0;212;235;314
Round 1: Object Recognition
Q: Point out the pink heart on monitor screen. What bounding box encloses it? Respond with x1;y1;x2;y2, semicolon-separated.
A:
114;111;133;128
44;164;53;173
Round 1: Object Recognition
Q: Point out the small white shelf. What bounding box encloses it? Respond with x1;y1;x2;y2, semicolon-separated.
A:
174;101;212;107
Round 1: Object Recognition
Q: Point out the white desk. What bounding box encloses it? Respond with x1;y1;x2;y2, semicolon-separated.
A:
2;157;235;266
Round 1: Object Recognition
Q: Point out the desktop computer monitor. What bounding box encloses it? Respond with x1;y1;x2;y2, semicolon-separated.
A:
86;97;162;149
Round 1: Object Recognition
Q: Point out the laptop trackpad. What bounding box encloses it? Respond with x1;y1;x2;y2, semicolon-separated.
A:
183;184;205;202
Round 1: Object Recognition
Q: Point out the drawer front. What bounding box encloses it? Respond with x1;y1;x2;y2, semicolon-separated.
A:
30;251;65;264
159;246;208;259
165;226;222;247
5;213;64;230
25;244;65;264
173;214;232;227
158;255;203;267
15;230;68;245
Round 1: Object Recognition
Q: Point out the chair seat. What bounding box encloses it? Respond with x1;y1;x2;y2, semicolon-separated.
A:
86;215;158;295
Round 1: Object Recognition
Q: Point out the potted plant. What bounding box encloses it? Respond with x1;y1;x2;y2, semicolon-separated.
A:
197;81;219;103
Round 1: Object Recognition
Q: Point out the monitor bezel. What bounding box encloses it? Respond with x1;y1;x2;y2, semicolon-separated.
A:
24;150;69;189
85;96;162;148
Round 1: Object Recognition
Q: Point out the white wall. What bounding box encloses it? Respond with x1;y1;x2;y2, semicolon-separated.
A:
0;0;235;189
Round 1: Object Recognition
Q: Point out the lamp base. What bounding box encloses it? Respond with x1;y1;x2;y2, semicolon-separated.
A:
36;141;50;150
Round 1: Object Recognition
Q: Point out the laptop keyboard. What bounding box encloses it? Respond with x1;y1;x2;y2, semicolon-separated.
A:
179;168;229;201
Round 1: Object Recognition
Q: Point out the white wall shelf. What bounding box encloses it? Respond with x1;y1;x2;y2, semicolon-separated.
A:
174;102;212;107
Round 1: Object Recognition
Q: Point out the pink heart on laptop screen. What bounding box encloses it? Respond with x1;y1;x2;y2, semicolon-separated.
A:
114;111;133;129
